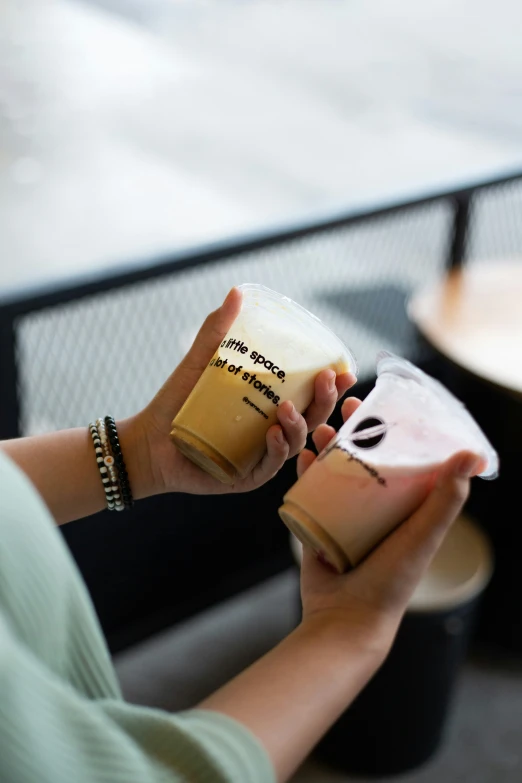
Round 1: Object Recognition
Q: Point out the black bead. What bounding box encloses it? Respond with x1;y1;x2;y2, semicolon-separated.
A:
104;416;134;508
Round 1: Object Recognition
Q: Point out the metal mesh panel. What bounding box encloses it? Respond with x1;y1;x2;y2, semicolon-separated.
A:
468;178;522;263
17;200;451;435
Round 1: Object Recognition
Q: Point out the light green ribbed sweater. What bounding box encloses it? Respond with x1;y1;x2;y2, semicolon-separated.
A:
0;450;275;783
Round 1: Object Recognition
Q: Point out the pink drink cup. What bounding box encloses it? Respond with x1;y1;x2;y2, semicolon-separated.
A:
279;353;498;573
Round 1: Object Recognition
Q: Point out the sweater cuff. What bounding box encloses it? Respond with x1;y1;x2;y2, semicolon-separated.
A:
179;709;276;783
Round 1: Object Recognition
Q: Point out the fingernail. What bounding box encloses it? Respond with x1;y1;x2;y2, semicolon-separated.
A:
455;454;482;478
224;287;240;305
287;403;300;423
326;370;336;392
276;427;286;445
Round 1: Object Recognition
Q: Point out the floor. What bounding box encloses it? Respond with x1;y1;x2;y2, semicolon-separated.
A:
115;570;522;783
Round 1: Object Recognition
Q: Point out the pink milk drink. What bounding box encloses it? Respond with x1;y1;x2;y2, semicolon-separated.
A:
279;353;498;573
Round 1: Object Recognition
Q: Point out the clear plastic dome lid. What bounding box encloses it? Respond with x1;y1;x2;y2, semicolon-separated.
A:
376;352;499;480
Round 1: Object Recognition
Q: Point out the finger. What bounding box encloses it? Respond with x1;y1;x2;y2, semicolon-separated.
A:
361;450;483;610
296;449;316;478
304;370;338;432
341;396;362;422
336;371;357;400
278;401;308;458
250;424;290;487
312;423;336;453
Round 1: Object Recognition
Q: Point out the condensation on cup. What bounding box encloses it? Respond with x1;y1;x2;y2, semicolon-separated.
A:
170;284;357;485
279;353;499;574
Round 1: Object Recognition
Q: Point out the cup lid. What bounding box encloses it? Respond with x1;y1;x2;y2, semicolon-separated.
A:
376;352;499;479
237;284;358;377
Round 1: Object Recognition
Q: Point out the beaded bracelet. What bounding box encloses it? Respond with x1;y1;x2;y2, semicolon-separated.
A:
104;416;134;509
96;418;124;512
94;419;119;511
89;422;123;511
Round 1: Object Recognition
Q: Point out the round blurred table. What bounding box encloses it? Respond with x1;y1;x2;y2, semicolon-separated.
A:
409;260;522;397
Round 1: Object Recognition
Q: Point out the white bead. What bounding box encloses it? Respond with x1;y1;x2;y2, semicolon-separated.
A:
103;455;115;467
100;466;107;474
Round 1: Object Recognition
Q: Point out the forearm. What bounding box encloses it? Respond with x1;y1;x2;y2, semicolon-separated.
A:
199;616;384;783
0;415;154;525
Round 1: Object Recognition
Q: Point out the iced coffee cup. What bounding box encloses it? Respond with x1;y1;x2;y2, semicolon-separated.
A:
170;284;357;485
279;352;498;573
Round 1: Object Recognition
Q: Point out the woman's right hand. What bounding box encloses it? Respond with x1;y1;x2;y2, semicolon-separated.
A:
297;397;484;663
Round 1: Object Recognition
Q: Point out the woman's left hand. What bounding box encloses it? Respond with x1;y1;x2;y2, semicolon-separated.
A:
132;288;355;496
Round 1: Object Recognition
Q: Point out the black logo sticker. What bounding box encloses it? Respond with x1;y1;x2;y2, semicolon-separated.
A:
351;417;387;450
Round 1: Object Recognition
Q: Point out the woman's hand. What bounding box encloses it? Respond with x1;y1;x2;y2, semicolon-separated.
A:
134;287;356;496
296;397;483;663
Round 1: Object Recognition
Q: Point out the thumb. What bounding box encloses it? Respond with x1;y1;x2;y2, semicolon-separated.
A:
152;287;243;421
180;287;243;374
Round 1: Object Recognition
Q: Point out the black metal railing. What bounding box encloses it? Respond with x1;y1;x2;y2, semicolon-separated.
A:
2;169;522;443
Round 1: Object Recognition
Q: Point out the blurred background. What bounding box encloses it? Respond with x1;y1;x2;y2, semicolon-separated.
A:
1;0;522;780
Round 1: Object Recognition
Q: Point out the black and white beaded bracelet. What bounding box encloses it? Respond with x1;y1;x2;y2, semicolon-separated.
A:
95;418;121;509
89;422;123;511
104;416;134;509
96;418;124;511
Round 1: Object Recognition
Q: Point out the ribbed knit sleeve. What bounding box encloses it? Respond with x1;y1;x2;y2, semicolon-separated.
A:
0;450;275;783
0;617;274;783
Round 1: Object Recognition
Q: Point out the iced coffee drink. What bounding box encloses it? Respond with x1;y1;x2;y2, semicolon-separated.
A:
171;284;356;484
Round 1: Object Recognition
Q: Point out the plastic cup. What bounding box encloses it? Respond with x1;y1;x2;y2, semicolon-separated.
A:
279;352;498;573
170;284;357;485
